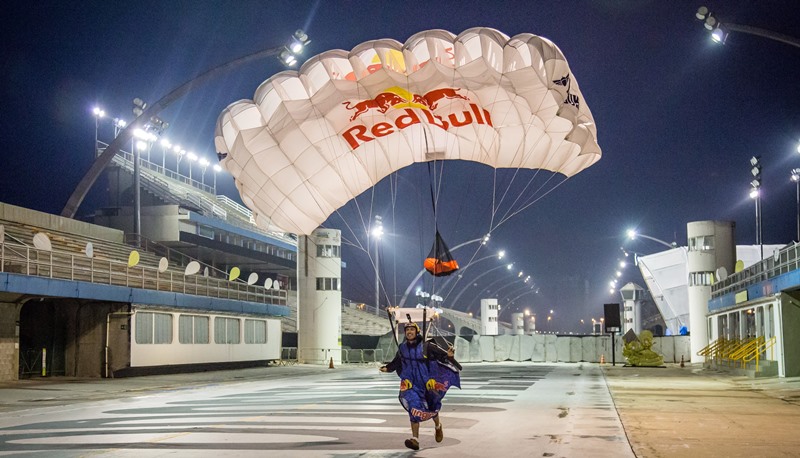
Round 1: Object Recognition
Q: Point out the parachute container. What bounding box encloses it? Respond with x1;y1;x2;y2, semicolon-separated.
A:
424;231;459;277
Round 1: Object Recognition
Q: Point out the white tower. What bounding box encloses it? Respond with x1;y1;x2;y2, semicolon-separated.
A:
619;283;644;334
480;298;499;335
511;312;524;335
524;314;536;334
298;228;342;365
687;221;735;363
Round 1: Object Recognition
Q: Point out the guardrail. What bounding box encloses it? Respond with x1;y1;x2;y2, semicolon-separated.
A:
0;240;287;305
712;242;800;298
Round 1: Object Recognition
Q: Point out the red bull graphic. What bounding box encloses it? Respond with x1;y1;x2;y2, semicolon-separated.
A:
400;379;413;391
341;86;493;150
343;92;407;121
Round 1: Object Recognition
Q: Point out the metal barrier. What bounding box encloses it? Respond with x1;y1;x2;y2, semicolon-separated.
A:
279;347;298;365
342;348;386;364
291;347;385;365
0;239;287;305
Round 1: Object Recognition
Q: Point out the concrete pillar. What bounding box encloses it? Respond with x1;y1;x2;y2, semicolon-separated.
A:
687;220;735;363
297;229;342;365
480;299;498;335
0;301;22;382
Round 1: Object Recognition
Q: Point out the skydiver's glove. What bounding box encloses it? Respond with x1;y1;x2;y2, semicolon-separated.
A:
426;378;436;391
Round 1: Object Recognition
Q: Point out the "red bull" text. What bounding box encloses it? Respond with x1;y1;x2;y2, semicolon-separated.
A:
341;87;492;150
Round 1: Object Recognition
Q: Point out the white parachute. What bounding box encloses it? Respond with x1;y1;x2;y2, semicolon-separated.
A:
215;27;601;235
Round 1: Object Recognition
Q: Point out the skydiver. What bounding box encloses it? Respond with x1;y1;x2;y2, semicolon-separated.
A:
380;322;460;450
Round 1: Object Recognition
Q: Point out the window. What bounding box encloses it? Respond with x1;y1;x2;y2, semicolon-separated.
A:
245;319;267;344
689;271;715;286
179;315;209;344
316;277;341;291
689;235;714;252
214;317;240;344
135;312;173;344
316;244;341;258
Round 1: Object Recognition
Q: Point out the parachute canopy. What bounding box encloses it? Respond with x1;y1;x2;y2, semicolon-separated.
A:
215;27;601;235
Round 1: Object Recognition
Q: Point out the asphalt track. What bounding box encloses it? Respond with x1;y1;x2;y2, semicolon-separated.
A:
0;362;633;457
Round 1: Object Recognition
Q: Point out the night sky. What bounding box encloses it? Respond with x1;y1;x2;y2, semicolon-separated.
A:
2;1;799;332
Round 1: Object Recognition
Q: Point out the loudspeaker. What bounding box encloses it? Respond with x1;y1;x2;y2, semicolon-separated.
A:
604;303;621;329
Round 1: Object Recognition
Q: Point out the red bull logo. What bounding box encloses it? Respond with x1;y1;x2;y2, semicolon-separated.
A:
341;86;492;150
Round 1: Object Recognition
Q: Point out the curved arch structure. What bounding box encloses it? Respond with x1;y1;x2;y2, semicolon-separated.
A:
215;27;601;235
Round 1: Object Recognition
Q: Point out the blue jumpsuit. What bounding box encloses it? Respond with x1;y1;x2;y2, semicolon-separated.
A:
385;337;460;423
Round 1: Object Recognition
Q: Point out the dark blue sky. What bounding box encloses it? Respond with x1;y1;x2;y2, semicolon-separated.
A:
2;1;799;332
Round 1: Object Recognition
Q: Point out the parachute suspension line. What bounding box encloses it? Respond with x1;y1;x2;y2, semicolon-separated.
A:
485;73;537;231
495;175;571;230
425;130;440;295
389;169;401;307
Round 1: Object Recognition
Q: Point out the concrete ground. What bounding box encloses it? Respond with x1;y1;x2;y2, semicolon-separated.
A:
603;362;800;457
0;362;798;457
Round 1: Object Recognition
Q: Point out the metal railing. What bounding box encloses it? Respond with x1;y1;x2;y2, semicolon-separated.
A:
0;239;287;305
342;348;386;364
700;336;777;373
712;242;800;298
741;336;776;372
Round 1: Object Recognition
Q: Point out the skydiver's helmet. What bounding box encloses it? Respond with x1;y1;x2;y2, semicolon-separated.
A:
404;322;420;335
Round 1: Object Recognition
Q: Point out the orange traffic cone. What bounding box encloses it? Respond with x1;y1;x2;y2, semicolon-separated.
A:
680;355;685;368
600;354;605;365
329;357;335;369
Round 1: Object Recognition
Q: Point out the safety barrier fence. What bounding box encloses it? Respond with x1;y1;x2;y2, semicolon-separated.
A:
286;347;387;365
0;239;287;305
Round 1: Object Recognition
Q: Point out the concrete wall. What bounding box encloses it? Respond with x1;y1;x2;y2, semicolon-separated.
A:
0;201;124;243
452;334;689;364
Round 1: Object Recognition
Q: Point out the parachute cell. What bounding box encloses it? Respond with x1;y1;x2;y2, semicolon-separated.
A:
215;27;601;235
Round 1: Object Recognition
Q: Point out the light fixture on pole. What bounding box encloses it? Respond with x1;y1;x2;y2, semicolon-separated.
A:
792;168;800;241
199;158;210;186
372;215;383;316
695;6;800;48
750;156;763;259
62;29;312;219
174;146;185;173
186;151;198;182
213;164;222;194
92;107;105;158
626;229;677;248
159;138;172;171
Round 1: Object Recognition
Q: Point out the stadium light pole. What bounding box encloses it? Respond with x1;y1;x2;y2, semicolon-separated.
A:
92;107;105;158
213;164;222;194
695;6;800;48
61;30;310;219
792;168;800;241
373;216;383;315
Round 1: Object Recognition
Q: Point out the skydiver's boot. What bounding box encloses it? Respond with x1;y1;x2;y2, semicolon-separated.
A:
405;437;419;450
435;423;444;442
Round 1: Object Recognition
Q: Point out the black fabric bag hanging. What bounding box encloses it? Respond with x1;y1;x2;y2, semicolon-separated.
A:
424;230;459;277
